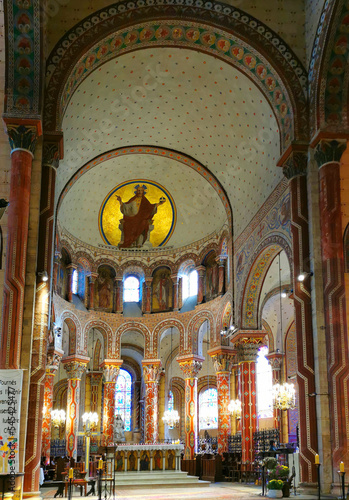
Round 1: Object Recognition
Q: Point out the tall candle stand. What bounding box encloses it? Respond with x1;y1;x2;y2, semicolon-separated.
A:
339;470;345;500
315;462;321;500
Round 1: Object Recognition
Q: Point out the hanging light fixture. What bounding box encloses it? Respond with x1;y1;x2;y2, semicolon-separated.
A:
162;327;180;429
228;399;242;419
51;409;66;428
272;383;296;410
82;411;99;436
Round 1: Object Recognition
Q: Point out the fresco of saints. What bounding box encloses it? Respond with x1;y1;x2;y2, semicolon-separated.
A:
154;272;170;311
116;184;166;248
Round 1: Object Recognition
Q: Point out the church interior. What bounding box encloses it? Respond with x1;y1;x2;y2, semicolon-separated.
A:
0;0;349;498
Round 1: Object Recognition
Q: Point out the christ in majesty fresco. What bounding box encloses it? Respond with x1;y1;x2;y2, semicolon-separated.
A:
116;184;166;248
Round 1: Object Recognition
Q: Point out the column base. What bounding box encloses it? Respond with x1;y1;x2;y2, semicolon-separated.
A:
22;491;43;500
298;482;319;496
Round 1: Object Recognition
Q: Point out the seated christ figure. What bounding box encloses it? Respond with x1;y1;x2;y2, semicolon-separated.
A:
116;184;165;248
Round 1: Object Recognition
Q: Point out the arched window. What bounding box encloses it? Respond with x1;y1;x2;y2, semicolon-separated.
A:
115;369;132;431
199;387;218;430
182;270;198;301
168;390;174;411
123;276;140;302
72;269;78;295
256;346;273;418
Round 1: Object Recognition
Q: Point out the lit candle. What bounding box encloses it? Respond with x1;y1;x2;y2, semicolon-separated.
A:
98;459;103;470
340;462;345;473
315;454;319;465
68;468;74;479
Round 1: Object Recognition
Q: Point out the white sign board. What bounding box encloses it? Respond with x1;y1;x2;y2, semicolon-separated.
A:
0;369;23;475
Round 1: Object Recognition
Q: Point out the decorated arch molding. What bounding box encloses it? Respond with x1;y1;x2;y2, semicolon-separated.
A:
115;321;151;358
261;319;275;352
240;235;292;330
187;310;215;355
75;252;93;272
152;319;185;359
57;146;232;225
44;0;308;151
84;319;113;358
309;0;349;137
60;311;82;355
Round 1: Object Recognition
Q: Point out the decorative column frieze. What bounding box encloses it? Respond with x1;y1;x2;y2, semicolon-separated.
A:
232;332;265;464
114;277;123;313
196;265;206;304
171;274;179;311
278;145;318;484
101;360;123;445
215;257;226;296
62;356;89;459
144;277;153;314
88;272;99;310
142;360;162;443
177;354;204;459
314;139;349;478
0;119;41;369
208;346;236;454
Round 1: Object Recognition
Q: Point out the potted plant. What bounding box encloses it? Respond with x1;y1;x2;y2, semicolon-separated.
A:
267;479;284;498
269;464;291;497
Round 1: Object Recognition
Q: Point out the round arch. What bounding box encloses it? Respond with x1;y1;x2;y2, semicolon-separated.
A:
115;322;151;359
152;319;185;359
187;310;215;355
60;311;83;356
83;319;113;358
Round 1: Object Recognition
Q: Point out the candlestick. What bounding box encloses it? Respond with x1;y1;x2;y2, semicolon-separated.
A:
68;467;74;479
315;454;320;464
98;458;103;470
340;462;345;473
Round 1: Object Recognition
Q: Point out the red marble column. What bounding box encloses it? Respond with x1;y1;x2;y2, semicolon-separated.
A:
0;121;41;369
266;352;283;435
88;272;98;310
144;277;153;313
233;333;265;464
41;348;64;464
177;355;204;459
24;137;63;495
171;273;179;311
62;357;89;460
114;277;123;313
315;140;349;475
196;266;205;304
142;360;162;443
216;257;226;296
101;360;123;445
208;346;236;454
282;149;318;483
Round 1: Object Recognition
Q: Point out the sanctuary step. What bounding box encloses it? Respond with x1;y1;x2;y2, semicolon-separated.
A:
111;470;210;489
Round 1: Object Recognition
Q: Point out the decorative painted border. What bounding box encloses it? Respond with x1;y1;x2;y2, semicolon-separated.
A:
4;0;41;117
57;146;232;225
98;178;177;247
43;0;308;150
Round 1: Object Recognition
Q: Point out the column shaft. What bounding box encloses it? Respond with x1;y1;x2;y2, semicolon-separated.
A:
142;361;161;443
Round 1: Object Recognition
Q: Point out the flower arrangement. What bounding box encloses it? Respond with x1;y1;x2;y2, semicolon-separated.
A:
269;465;289;480
268;479;284;490
262;457;278;470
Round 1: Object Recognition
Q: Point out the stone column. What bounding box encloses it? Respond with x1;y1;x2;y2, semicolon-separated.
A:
314;140;349;477
62;357;89;460
24;136;63;495
216;257;226;296
208;346;236;454
0;121;41;369
88;272;98;310
171;273;179;311
115;277;123;313
142;360;162;443
281;149;318;483
101;360;123;445
233;333;265;464
196;266;205;304
177;354;204;459
144;277;153;313
67;264;77;302
266;352;284;437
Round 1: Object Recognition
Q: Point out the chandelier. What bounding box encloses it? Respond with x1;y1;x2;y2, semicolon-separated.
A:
82;412;99;436
199;405;216;428
51;409;66;428
228;399;242;418
272;383;296;410
162;409;180;429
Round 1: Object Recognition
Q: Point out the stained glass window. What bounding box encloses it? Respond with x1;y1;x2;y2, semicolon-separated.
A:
115;369;132;431
123;276;140;302
168;390;174;411
72;269;78;294
199;388;218;430
256;346;273;418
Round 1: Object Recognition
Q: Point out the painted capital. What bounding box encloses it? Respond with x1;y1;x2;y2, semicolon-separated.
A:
215;256;227;266
170;273;178;284
177;354;204;378
195;265;206;277
207;346;236;373
314;139;346;168
46;347;64;372
42;142;60;169
5;121;41;155
101;359;123;382
232;332;266;362
266;352;283;371
62;356;89;379
283;151;308;180
88;272;99;284
142;360;162;382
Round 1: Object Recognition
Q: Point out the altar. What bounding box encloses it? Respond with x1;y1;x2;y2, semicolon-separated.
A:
106;444;184;473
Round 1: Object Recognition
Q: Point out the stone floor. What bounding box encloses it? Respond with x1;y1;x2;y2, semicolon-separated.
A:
40;483;329;500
